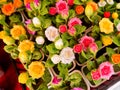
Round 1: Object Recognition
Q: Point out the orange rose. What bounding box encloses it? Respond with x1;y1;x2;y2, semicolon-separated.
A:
13;0;23;8
112;54;120;64
1;2;15;16
75;5;84;15
87;1;98;11
24;0;34;5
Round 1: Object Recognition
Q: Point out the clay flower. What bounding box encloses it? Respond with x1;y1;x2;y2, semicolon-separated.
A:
52;76;62;84
89;42;98;55
91;69;101;80
101;35;112;46
18;72;29;84
116;23;120;31
59;24;67;33
73;43;83;53
112;54;120;64
32;17;41;28
71;87;83;90
98;0;106;7
99;61;114;80
51;54;61;64
55;38;63;50
49;7;57;15
35;36;45;45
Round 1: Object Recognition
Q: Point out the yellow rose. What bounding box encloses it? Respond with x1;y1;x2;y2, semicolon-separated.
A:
19;52;29;63
101;36;112;46
0;31;8;39
18;40;34;53
99;18;113;34
11;25;26;40
28;61;45;79
18;72;29;84
3;36;15;45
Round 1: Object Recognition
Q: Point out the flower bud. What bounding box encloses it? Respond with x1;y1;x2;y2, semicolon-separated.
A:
116;3;120;9
35;36;45;45
32;17;41;28
89;42;98;55
51;54;61;64
85;5;93;18
55;39;63;50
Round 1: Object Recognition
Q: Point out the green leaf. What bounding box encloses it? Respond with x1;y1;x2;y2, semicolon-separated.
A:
92;25;100;33
78;54;87;64
106;47;116;57
81;51;88;59
114;19;120;26
46;43;59;54
93;79;102;85
11;51;19;59
4;45;17;53
96;41;102;50
63;39;69;48
86;72;92;81
74;0;83;5
19;34;28;41
56;15;65;23
32;51;42;60
112;36;120;46
69;9;76;19
87;61;96;71
96;56;106;65
45;58;55;68
43;19;51;28
26;78;35;90
61;32;73;40
74;25;86;35
9;14;21;23
69;39;77;47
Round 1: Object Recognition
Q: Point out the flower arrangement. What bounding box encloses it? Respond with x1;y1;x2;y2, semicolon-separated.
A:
1;0;120;90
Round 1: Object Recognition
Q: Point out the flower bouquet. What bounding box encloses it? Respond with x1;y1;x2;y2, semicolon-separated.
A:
1;0;120;89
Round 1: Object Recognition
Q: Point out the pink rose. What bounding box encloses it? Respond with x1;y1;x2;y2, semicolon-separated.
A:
56;0;69;16
49;7;57;15
73;43;83;53
68;17;82;28
67;0;74;6
91;69;101;80
80;36;94;51
99;61;114;80
59;24;67;33
89;42;98;54
34;0;39;7
71;87;83;90
26;3;32;11
52;76;62;84
68;27;76;36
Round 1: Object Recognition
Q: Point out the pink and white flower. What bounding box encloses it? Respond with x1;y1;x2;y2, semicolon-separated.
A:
73;43;83;53
68;27;76;36
91;69;101;80
99;61;114;80
35;36;45;45
79;36;94;51
68;17;82;28
89;42;98;54
71;87;83;90
116;23;120;31
49;7;57;15
32;17;41;28
55;38;63;50
59;24;67;33
45;26;59;41
56;0;69;16
60;47;75;64
52;76;62;84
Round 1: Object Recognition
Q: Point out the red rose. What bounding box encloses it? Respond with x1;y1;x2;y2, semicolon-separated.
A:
67;0;74;6
104;11;110;18
73;43;83;53
59;24;67;33
49;7;57;15
91;69;101;80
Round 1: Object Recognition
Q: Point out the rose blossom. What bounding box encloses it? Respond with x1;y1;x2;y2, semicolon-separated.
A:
89;42;98;54
99;61;114;80
106;0;114;5
73;43;83;53
56;0;69;16
45;26;59;41
32;17;41;28
80;36;94;51
116;23;120;31
68;27;76;36
71;87;83;90
51;54;61;64
35;36;45;45
49;7;57;15
26;3;32;10
59;24;67;33
60;47;75;64
91;69;101;80
98;0;106;7
68;17;82;28
55;38;63;50
67;0;74;6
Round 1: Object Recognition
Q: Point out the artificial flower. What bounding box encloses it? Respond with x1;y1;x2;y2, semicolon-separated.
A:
89;42;98;55
116;3;120;9
106;0;114;5
67;0;74;6
98;0;106;7
87;1;98;11
60;47;75;64
1;2;15;16
45;26;59;42
18;51;29;63
91;69;101;80
68;27;76;36
24;0;33;5
80;35;94;51
10;25;26;40
0;31;8;39
18;72;29;84
18;40;34;53
112;12;118;19
34;0;39;7
49;7;57;15
101;36;112;46
85;4;93;18
26;3;32;10
35;36;45;45
112;54;120;64
104;11;110;18
3;36;15;45
75;5;84;15
13;0;23;8
73;43;83;53
116;23;120;31
52;76;62;84
99;61;114;80
68;17;82;28
28;61;45;79
51;54;61;64
59;24;67;33
99;18;113;34
55;38;63;50
71;87;83;90
32;17;41;28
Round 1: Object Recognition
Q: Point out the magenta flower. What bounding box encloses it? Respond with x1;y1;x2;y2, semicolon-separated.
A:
79;36;94;51
99;61;114;80
68;27;76;36
52;76;62;84
25;19;31;24
26;3;32;11
73;43;83;53
34;0;39;7
59;24;67;33
56;0;69;17
68;17;82;28
91;69;101;80
49;7;57;15
71;87;83;90
89;42;98;54
67;0;74;6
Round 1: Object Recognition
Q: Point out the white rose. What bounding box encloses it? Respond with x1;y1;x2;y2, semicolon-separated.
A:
32;17;41;28
98;1;106;7
45;26;59;41
35;36;45;45
60;47;75;64
51;54;61;64
55;39;63;50
116;23;120;31
106;0;114;5
116;3;120;9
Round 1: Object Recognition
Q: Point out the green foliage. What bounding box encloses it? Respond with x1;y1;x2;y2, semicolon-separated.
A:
74;0;83;5
45;58;55;68
69;9;76;19
74;25;86;35
32;51;42;60
106;47;116;57
96;56;106;65
19;34;28;41
112;36;120;46
87;60;96;71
